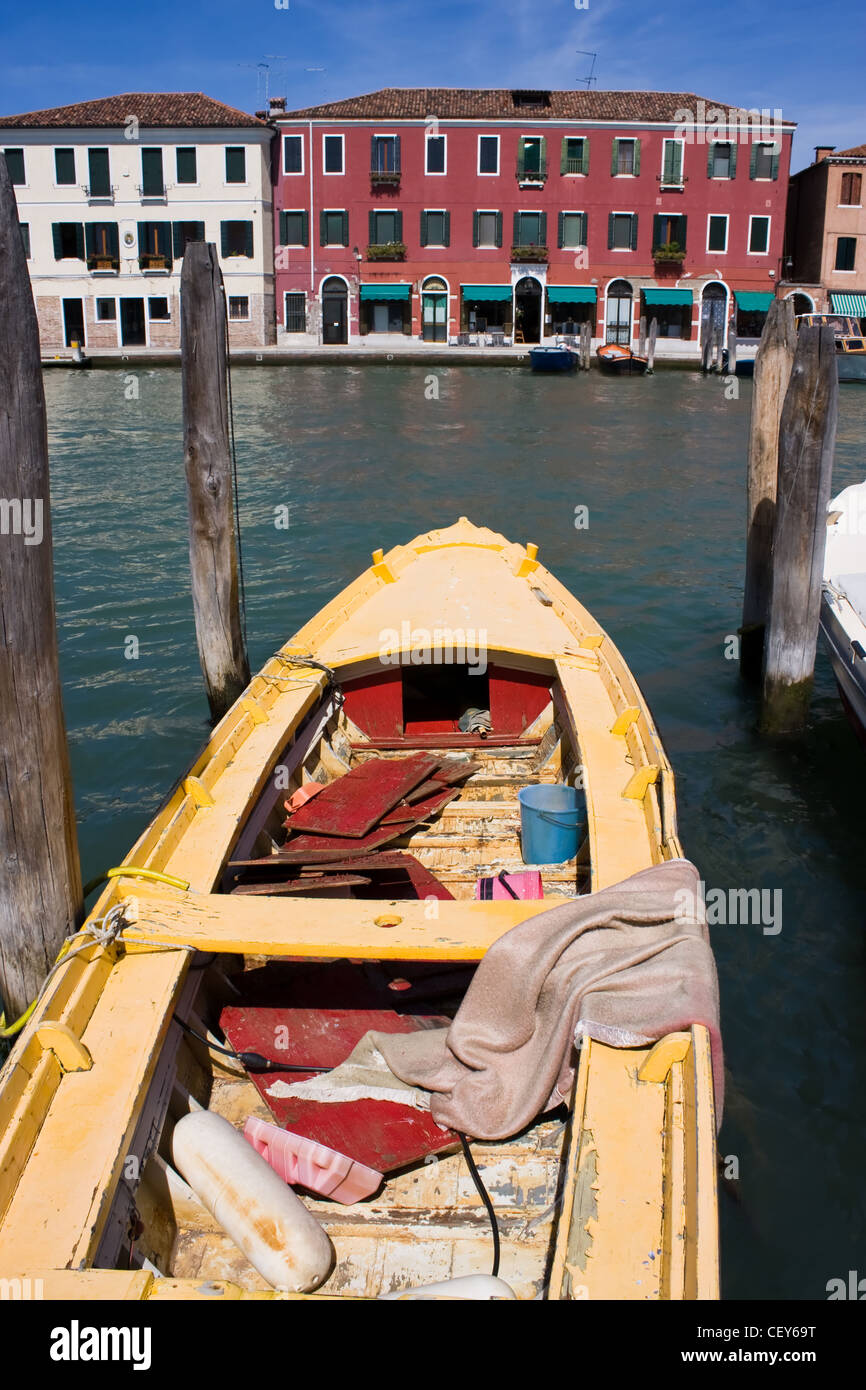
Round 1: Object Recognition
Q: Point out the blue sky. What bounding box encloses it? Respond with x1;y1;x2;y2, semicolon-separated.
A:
1;0;862;171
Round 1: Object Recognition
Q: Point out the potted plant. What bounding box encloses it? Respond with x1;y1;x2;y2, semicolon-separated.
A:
366;241;407;261
510;244;549;263
652;242;684;263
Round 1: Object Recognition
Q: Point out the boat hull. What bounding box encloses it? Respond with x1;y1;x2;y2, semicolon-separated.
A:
820;592;866;741
596;345;648;374
529;346;577;371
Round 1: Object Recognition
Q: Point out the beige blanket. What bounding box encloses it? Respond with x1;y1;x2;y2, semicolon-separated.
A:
374;858;723;1140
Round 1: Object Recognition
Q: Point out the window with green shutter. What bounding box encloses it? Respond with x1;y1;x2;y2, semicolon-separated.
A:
517;136;546;179
280;210;309;246
3;148;25;184
225;147;246;184
751;142;779;179
52;223;85;259
834;236;856;272
652;213;687;253
371;136;400;174
421;209;449;246
283;135;303;174
220;221;254;257
320;209;348;246
85;222;120;267
54;148;76;185
515;210;545;245
661;139;684;186
474;211;500;247
141;148;164;197
138;221;172;265
561;137;588;175
176;147;197;184
559;211;587;247
172;221;205;258
609;212;637;250
369;209;399;244
87;148;111;197
611;139;638;176
708;141;736;178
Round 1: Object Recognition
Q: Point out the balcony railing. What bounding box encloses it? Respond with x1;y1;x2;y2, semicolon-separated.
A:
366;241;407;261
137;184;167;202
83;184;115;203
562;157;587;174
370;167;401;185
516;159;547;185
510;244;549;263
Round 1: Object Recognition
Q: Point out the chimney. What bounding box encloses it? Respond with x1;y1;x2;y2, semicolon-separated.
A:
814;145;835;163
269;97;287;115
255;110;268;121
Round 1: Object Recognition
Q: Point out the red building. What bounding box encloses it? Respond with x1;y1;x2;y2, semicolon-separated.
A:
270;88;795;354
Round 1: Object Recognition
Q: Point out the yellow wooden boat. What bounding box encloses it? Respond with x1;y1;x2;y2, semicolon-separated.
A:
0;518;719;1301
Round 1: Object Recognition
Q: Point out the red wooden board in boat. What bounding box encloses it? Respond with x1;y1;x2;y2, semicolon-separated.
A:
296;852;454;902
285;753;440;839
272;822;417;863
231;874;371;895
221;972;459;1171
379;786;456;825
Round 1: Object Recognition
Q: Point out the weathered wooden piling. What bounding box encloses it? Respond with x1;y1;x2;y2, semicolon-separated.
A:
0;155;83;1019
580;320;591;369
180;242;250;722
761;324;838;733
646;317;658;373
638;315;647;358
727;325;737;375
739;296;797;680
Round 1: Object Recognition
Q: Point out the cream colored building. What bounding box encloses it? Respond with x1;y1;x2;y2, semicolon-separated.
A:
0;93;276;350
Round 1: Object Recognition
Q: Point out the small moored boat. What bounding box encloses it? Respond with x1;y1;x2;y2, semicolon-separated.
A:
0;519;720;1302
529;344;578;372
798;313;866;383
596;343;649;375
821;479;866;742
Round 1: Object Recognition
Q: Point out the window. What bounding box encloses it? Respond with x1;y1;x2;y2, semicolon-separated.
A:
840;172;862;206
85;222;120;269
95;298;116;321
369;208;401;244
283;134;304;174
708;141;736;179
141;148;164;197
835;236;857;272
473;211;502;248
137;221;172;266
608;212;638;250
558;211;587;248
653;213;687;254
426;134;446;174
220;221;254;257
517;136;546;179
3;148;25;184
284;292;306;333
52;223;85;259
323;134;344;174
707;214;728;253
225;147;246;183
748;215;770;254
371;135;400;175
176;147;197;184
421;209;450;247
320;209;348;246
148;297;170;320
172;221;205;258
611;138;639;176
228;296;250;321
20;223;30;258
55;148;76;184
514;210;546;246
478;135;499;175
561;137;588;175
87;148;111;197
661;138;684;186
279;210;309;246
751;143;779;180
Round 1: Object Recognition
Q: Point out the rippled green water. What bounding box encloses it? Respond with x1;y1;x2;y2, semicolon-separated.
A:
44;363;866;1300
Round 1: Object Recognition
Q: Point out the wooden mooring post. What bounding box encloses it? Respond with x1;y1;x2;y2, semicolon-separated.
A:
181;242;250;722
727;324;737;375
0;155;83;1020
740;296;797;680
761;324;838;733
638;315;647;358
580;319;591;369
646;317;658;372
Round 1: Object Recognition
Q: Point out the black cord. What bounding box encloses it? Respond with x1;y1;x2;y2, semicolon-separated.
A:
174;1016;329;1075
459;1133;501;1278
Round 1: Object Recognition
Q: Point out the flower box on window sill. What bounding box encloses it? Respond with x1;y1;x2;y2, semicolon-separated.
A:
510;244;549;263
88;257;119;273
139;254;170;272
370;170;401;186
366;242;407;261
652;243;685;264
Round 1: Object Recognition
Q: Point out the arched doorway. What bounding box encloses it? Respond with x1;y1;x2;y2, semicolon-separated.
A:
514;276;543;343
321;276;348;345
421;276;448;343
605;279;633;345
788;291;815;318
700;281;728;348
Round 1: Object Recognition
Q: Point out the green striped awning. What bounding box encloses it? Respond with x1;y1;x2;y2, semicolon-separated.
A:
460;284;512;302
547;286;597;304
359;284;410;301
830;292;866;316
735;291;774;312
643;288;693;307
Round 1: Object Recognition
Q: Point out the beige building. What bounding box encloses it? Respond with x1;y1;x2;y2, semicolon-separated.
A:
784;143;866;319
0;93;276;350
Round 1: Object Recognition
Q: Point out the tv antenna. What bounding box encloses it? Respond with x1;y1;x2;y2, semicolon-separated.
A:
237;61;271;108
576;51;598;88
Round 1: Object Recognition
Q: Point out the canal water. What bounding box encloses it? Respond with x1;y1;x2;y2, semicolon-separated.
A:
43;363;866;1301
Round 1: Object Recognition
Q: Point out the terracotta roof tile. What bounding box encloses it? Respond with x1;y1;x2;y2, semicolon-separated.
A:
831;143;866;159
0;93;267;129
279;87;782;124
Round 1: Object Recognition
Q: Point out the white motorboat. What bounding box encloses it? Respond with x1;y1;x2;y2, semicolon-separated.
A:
821;479;866;739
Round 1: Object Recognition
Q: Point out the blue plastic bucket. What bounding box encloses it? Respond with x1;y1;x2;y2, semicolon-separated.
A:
518;784;585;865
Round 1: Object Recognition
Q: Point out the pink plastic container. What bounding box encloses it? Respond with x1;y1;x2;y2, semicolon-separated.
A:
244;1116;383;1205
284;781;326;816
475;870;544;901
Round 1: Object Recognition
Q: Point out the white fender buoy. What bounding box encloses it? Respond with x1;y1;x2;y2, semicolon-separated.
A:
380;1275;517;1300
171;1111;333;1292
